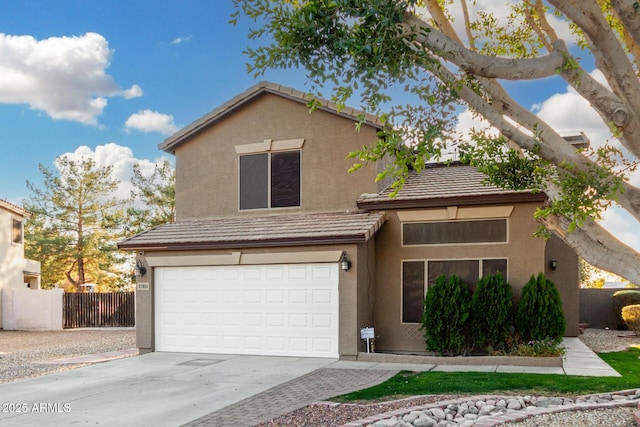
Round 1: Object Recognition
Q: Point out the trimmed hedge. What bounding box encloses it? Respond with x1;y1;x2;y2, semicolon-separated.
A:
516;273;565;342
471;272;513;350
421;275;471;356
612;290;640;329
622;304;640;333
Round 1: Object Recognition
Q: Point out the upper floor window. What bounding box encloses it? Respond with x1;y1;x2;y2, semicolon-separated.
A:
12;218;23;245
402;219;507;246
239;150;301;210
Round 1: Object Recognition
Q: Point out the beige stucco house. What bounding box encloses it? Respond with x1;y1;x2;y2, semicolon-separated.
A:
0;199;40;291
0;199;42;328
119;82;579;359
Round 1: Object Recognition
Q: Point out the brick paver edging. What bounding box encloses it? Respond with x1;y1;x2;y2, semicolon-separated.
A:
339;389;640;427
183;368;398;427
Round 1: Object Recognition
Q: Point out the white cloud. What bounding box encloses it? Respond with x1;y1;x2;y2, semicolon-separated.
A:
601;207;640;253
170;35;192;45
0;32;141;125
532;72;612;150
121;84;143;99
124;110;179;135
59;143;172;201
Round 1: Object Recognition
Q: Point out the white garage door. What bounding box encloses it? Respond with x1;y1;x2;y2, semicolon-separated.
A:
154;263;339;358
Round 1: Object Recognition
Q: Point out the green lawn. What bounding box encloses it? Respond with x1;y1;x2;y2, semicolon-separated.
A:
335;348;640;402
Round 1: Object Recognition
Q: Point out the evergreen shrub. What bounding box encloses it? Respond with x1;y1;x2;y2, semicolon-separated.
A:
622;304;640;334
612;290;640;329
516;273;565;342
471;272;513;351
421;275;471;356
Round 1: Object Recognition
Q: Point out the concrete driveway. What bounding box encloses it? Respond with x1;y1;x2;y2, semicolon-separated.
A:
0;352;336;426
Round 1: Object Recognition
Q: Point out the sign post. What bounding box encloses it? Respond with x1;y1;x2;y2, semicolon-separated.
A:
360;327;375;353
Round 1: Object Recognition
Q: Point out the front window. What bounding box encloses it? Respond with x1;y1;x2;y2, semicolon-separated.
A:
239;150;301;210
401;258;508;323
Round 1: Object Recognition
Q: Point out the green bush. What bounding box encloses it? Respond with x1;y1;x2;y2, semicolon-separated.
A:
612;290;640;329
421;275;471;356
516;273;565;342
471;272;513;351
622;304;640;333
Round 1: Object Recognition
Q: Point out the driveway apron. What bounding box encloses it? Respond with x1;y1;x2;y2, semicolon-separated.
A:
0;353;337;427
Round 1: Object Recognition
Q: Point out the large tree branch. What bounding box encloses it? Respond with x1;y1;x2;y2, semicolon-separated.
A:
539;213;640;285
611;0;640;52
401;13;565;80
410;7;640;157
549;0;640;121
404;8;640;224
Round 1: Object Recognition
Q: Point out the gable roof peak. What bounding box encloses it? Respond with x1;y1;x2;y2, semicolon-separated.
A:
159;81;383;154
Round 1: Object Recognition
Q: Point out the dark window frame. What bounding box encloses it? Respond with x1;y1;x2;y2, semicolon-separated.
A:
401;258;508;324
238;149;301;211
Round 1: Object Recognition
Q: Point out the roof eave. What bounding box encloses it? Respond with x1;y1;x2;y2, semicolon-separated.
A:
357;192;547;211
118;234;373;252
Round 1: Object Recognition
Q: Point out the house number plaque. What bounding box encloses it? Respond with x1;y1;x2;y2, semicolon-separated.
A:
137;282;150;291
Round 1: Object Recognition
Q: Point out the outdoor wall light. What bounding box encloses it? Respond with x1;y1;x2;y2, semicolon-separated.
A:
134;259;147;276
340;252;352;271
550;258;558;270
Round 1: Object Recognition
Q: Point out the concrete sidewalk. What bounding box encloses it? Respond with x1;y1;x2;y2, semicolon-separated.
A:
186;337;619;426
0;337;620;427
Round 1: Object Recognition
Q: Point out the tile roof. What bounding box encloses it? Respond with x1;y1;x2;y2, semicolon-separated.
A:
0;199;30;217
357;163;546;209
118;211;386;250
159;81;384;154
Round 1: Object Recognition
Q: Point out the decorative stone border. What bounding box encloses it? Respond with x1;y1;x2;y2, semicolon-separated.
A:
338;389;640;427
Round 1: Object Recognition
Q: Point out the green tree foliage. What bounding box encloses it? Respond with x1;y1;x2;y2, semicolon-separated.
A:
24;156;126;291
127;160;176;234
470;272;513;351
516;273;566;342
421;275;471;356
233;0;640;285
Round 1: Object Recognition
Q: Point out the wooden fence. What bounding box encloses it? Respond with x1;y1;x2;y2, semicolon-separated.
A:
63;292;135;328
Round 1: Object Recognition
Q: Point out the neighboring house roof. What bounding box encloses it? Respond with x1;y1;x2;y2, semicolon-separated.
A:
159;81;384;154
357;162;547;210
118;211;386;251
0;199;30;217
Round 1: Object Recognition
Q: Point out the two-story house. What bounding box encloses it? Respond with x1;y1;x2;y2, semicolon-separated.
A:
0;199;41;328
119;82;579;359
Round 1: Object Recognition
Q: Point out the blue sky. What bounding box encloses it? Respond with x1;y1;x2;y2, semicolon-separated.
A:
1;1;638;255
0;1;312;203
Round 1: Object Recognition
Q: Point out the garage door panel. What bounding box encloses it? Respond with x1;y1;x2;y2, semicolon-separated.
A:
155;264;339;357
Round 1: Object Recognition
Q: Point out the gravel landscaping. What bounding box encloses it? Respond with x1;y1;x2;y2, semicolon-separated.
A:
0;328;136;383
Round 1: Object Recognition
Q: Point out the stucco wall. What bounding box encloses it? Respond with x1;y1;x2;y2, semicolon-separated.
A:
2;288;63;330
371;202;564;353
0;209;25;291
579;288;624;330
545;235;580;336
173;93;381;220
